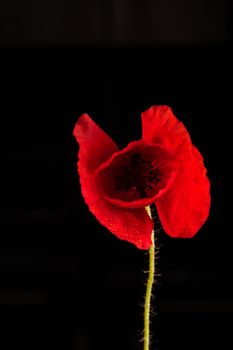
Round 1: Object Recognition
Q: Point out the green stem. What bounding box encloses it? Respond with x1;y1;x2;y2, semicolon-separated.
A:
144;206;155;350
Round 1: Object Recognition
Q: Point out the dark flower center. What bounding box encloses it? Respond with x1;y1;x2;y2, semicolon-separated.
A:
114;152;160;198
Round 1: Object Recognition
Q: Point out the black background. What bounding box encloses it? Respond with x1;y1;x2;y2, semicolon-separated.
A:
0;1;232;350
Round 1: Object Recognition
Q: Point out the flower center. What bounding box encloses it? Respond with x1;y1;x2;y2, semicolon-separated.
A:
114;152;160;199
96;141;177;207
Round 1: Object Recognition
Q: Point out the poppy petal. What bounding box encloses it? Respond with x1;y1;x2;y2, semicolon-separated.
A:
73;114;153;249
155;146;210;238
81;173;153;249
141;106;210;237
73;113;119;171
141;105;192;160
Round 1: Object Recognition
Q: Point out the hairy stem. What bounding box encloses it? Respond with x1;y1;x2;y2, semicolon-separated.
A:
144;206;155;350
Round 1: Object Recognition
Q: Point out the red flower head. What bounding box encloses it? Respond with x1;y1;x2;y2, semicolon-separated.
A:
73;106;210;249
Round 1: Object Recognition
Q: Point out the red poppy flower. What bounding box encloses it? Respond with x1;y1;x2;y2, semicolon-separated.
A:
73;106;210;249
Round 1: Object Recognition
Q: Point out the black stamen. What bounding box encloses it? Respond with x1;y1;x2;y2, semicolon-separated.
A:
114;152;160;198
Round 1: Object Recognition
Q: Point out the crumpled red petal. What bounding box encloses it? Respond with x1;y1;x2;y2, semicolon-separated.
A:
73;114;118;171
73;114;153;249
141;106;210;238
142;106;192;160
